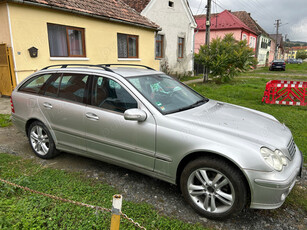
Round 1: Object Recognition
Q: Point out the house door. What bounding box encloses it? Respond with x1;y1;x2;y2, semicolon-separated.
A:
265;51;269;67
0;44;16;96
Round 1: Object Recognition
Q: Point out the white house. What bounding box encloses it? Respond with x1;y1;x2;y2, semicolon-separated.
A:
257;35;272;66
122;0;197;76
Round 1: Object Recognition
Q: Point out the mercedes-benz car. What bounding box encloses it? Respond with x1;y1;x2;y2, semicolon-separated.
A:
11;64;303;219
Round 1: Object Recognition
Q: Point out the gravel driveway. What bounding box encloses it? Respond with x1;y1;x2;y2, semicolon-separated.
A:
1;97;306;229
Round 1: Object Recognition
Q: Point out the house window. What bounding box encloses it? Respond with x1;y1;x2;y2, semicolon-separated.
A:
242;34;247;40
249;37;256;48
47;23;86;57
178;37;184;58
156;34;164;58
117;33;139;58
261;38;268;49
169;1;174;7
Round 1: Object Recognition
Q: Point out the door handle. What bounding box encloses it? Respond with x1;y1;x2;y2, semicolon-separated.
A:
43;102;53;109
86;112;99;121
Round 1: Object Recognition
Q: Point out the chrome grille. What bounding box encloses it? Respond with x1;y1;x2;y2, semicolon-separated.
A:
287;138;296;158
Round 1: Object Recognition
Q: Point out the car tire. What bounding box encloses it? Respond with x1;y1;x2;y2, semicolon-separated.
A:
28;121;59;159
180;157;247;220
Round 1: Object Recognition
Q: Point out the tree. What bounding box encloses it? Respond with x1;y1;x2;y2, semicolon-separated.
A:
296;50;307;60
195;34;257;83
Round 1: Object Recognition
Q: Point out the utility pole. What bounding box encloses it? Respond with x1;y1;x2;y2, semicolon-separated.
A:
274;19;281;60
203;0;212;83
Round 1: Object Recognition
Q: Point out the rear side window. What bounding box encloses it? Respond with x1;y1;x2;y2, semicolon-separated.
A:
44;75;61;97
58;74;89;103
19;74;52;94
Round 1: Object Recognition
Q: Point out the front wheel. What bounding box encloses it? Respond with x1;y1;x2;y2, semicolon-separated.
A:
180;157;247;220
28;121;59;159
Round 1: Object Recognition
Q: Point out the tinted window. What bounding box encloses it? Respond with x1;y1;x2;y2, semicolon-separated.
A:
91;76;137;113
19;74;52;94
58;74;89;103
44;75;61;97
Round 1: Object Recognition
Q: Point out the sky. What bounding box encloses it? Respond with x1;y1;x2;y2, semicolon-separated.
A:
188;0;307;42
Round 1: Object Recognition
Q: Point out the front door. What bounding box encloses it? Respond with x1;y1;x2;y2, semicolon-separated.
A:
85;75;156;171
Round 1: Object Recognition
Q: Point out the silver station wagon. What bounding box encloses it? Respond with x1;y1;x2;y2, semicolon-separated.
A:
11;64;303;219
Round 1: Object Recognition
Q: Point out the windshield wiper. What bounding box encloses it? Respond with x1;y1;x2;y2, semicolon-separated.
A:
166;98;209;114
191;98;209;107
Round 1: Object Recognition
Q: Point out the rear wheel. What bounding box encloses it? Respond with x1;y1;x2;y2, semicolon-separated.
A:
28;121;59;159
180;157;247;220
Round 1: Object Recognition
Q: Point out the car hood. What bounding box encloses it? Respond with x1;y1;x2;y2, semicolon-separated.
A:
169;100;291;148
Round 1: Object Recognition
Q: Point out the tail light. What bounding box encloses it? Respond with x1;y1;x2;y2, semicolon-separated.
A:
10;97;15;113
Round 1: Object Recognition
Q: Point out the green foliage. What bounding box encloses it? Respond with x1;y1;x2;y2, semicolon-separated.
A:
296;50;307;60
0;154;208;229
0;114;12;127
195;34;257;83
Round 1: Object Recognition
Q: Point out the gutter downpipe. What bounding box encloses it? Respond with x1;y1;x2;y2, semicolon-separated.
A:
9;0;161;31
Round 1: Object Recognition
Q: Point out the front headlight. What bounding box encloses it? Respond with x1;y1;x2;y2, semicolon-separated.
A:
260;147;288;171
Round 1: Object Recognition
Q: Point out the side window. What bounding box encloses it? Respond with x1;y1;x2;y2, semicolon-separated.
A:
58;74;89;103
178;37;184;58
91;76;137;113
44;75;62;97
19;74;52;94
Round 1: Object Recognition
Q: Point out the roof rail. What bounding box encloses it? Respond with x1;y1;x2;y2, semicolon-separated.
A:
41;64;114;73
99;64;155;70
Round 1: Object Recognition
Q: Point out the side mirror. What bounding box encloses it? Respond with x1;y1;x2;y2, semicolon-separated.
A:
124;109;147;122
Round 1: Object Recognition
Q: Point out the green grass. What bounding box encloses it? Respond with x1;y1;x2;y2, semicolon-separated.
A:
0;153;207;230
284;185;307;213
284;62;307;73
189;78;307;160
239;72;307;81
0;114;12;127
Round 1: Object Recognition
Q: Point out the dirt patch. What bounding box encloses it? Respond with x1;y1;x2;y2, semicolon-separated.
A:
0;97;11;114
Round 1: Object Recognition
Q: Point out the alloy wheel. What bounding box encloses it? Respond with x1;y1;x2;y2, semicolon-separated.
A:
187;168;235;213
30;125;50;156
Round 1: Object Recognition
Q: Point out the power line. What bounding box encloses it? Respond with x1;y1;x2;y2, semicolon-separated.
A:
195;0;204;15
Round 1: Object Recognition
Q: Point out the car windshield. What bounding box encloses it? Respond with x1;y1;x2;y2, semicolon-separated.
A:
128;74;208;114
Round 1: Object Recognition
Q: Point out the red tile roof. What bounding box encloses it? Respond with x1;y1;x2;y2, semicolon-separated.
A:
121;0;151;13
232;11;269;37
12;0;159;30
195;10;257;35
289;46;307;50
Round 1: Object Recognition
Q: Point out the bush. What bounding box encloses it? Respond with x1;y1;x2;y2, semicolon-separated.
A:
195;34;257;83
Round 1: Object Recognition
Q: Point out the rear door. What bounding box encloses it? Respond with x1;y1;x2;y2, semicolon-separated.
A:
38;72;89;155
85;75;156;171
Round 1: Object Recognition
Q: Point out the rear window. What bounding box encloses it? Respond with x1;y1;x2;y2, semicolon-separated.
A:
19;74;52;94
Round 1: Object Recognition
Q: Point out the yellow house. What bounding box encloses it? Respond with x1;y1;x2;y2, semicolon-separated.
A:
288;46;307;59
0;0;160;95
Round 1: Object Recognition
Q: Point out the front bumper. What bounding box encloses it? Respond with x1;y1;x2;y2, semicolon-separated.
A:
244;147;303;209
